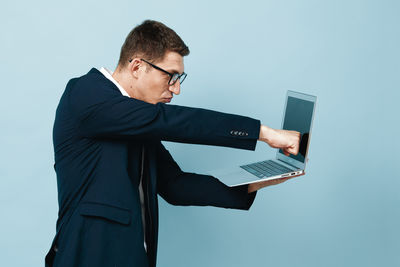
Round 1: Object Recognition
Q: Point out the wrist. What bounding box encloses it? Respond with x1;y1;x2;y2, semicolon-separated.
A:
248;183;257;193
259;125;273;143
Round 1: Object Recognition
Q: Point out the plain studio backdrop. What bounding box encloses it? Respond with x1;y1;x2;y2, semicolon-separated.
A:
0;0;399;266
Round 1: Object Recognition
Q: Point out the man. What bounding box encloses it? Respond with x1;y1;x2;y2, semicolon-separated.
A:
45;20;301;267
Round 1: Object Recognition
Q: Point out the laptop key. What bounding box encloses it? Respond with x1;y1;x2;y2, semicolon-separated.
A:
240;166;264;178
268;160;293;171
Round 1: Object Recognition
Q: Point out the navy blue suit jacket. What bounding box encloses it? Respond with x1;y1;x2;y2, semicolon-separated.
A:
45;68;260;267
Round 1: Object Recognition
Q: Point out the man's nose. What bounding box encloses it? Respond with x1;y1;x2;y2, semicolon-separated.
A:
169;81;181;95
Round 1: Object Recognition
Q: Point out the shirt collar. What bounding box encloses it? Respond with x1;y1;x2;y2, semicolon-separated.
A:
98;67;130;97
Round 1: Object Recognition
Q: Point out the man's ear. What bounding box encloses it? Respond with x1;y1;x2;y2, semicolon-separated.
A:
129;58;143;79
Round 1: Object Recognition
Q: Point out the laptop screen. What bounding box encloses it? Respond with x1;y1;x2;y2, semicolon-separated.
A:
278;96;315;163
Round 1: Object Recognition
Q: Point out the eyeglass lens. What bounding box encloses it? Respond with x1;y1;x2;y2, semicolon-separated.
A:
170;73;186;85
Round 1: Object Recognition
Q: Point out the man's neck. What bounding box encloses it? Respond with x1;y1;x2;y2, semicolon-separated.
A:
112;68;136;98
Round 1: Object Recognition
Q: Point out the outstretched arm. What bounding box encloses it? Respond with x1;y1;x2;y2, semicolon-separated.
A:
156;142;256;210
68;74;260;150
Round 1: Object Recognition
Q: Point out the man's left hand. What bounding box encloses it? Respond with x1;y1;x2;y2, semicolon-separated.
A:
247;172;305;193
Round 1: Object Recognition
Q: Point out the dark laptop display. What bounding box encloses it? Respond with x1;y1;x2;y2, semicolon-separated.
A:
279;96;315;163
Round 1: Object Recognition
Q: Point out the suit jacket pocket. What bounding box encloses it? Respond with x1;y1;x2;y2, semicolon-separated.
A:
79;202;131;225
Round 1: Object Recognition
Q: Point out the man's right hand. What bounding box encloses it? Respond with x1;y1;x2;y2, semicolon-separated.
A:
258;124;300;156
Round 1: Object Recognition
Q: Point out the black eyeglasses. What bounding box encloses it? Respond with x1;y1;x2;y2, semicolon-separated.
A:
129;58;187;86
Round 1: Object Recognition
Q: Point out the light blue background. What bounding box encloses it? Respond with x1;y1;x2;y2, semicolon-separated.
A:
1;0;399;266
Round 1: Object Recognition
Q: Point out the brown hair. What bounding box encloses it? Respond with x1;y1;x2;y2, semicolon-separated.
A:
117;20;190;68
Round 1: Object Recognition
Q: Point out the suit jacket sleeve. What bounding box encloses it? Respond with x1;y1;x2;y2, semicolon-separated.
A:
156;142;257;210
67;73;260;151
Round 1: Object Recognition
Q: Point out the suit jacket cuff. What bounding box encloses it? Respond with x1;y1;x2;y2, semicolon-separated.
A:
231;184;257;210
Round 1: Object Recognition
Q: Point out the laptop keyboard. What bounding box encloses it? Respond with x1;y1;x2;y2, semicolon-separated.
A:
240;160;296;178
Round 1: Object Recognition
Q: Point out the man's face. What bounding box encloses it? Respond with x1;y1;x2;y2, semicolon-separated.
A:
135;51;184;104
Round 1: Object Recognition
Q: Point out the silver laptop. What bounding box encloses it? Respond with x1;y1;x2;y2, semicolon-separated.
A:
208;90;317;187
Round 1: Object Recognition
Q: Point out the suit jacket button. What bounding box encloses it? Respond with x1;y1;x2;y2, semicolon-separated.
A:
234;131;238;135
230;130;234;135
245;133;248;136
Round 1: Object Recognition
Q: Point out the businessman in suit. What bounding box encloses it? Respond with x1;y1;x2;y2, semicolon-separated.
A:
45;20;301;267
